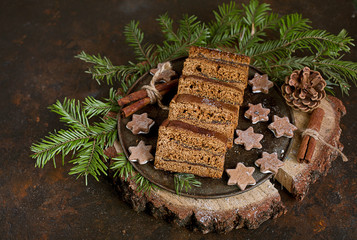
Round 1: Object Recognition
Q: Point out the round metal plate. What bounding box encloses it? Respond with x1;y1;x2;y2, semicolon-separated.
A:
118;57;294;199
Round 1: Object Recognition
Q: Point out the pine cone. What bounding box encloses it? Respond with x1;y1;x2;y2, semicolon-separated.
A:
281;67;326;112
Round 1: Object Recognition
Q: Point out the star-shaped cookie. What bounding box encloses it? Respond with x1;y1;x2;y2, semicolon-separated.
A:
150;62;176;82
128;140;153;164
268;115;297;138
248;73;274;94
234;127;263;150
226;163;256;190
255;152;284;174
126;113;155;135
244;103;270;124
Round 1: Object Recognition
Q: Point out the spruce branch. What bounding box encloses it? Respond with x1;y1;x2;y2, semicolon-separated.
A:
116;62;150;93
75;51;120;85
208;1;242;47
237;0;278;53
31;129;91;168
178;14;210;46
249;29;353;60
279;13;311;40
174;173;202;195
265;55;316;78
76;51;150;93
111;153;133;180
83;96;114;119
313;59;357;94
157;13;181;43
156;14;209;62
31;96;118;184
84;88;120;118
110;153;156;194
89;117;118;147
68;139;109;185
124;20;156;66
134;174;158;194
49;98;90;132
242;0;272;36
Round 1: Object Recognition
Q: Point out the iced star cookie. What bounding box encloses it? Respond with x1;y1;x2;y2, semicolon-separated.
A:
268;115;297;138
128;140;153;164
255;152;284;174
248;73;274;94
226;163;256;190
234;127;263;150
126;113;155;135
244;103;270;124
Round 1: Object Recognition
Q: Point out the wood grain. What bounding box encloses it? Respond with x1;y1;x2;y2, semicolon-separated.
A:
275;96;346;200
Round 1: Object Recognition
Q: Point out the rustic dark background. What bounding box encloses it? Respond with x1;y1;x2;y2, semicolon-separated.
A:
0;0;356;239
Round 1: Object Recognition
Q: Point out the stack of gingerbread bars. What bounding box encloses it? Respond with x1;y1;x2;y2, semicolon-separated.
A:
154;46;250;178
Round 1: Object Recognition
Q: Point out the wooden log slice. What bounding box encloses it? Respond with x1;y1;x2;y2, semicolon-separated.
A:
106;95;345;233
275;96;346;200
106;142;286;234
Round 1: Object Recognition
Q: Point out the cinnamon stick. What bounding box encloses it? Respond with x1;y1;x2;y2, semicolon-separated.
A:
297;108;325;163
103;111;118;120
121;88;171;118
297;134;310;162
118;79;178;106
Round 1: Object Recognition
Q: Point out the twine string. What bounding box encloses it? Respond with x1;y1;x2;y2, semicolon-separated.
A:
301;128;348;162
141;62;171;110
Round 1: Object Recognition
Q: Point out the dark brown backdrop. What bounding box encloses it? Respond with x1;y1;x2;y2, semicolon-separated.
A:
0;0;356;239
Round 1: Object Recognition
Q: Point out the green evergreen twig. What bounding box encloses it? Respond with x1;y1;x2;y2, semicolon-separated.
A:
134;174;158;194
111;153;133;180
174;173;202;195
75;51;120;85
31;96;118;185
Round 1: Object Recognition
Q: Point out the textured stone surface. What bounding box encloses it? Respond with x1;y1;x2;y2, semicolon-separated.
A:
0;0;356;239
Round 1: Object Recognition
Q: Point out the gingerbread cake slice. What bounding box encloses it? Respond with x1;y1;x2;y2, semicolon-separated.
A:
177;75;244;106
168;94;238;147
182;57;249;91
188;46;251;66
181;46;251;91
154;120;228;178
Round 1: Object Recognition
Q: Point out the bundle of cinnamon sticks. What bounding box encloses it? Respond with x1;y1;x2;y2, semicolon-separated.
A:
119;79;178;118
297;108;325;163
